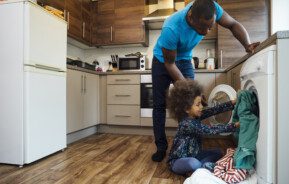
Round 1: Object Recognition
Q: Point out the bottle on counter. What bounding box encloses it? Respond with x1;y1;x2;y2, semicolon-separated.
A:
205;49;215;70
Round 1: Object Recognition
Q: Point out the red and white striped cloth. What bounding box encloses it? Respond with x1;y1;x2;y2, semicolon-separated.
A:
214;148;247;183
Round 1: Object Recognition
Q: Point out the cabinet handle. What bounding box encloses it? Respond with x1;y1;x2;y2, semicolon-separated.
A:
220;49;223;69
84;75;87;93
110;26;113;42
115;79;130;81
82;22;85;38
115;95;131;97
81;75;83;93
67;11;70;30
232;72;236;88
115;115;131;118
64;9;67;20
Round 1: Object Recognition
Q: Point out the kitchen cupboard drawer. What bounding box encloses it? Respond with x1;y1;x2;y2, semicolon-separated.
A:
107;85;140;105
107;105;140;125
107;75;140;84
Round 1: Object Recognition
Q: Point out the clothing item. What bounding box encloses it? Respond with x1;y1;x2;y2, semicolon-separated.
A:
203;162;216;172
151;150;166;162
171;149;222;175
184;168;227;184
153;1;223;63
152;57;194;152
167;101;237;167
214;148;247;183
184;168;257;184
232;90;259;169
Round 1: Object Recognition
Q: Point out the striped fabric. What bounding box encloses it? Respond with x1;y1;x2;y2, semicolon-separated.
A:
214;148;247;183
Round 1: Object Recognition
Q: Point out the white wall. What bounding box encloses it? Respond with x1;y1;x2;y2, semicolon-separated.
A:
67;44;85;60
271;0;289;34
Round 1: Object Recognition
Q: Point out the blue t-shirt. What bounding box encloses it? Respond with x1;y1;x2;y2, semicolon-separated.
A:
153;1;223;63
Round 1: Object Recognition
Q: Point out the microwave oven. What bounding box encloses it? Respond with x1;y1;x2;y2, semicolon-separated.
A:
118;56;146;71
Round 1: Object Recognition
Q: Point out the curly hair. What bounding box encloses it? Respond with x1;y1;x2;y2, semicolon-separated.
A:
167;79;204;121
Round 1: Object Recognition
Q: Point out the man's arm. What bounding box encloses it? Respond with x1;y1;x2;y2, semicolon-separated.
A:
217;11;260;53
162;48;185;81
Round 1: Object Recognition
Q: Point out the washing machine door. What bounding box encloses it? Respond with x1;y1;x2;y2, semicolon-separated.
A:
207;84;237;128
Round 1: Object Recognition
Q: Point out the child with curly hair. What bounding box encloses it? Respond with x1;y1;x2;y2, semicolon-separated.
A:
167;79;239;175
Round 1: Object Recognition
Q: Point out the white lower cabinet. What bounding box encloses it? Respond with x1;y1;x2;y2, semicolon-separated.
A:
106;74;140;126
67;69;99;133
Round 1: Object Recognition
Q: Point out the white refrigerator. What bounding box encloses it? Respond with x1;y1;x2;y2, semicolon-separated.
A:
0;0;67;165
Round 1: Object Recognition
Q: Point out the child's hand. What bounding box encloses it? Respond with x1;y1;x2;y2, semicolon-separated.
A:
235;122;240;128
231;99;237;105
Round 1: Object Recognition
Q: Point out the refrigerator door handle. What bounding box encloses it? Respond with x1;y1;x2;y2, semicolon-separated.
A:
25;64;65;72
81;75;84;94
35;64;65;72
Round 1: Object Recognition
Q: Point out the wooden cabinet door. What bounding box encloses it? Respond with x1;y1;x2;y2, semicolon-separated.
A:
114;0;146;44
98;0;115;15
217;0;269;68
93;13;114;45
91;0;115;45
83;73;99;128
67;69;83;133
231;64;243;91
66;0;83;40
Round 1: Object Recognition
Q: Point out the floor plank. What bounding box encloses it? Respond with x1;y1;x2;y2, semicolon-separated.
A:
0;133;234;184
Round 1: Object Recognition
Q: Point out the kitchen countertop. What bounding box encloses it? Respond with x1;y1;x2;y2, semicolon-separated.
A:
225;30;289;71
67;31;289;75
67;65;226;75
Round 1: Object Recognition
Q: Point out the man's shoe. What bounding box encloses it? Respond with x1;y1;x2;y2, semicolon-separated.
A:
151;150;166;162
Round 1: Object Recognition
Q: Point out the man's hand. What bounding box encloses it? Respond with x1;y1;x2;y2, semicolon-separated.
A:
245;42;260;53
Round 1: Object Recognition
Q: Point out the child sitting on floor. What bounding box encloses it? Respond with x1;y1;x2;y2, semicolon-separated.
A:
166;79;240;175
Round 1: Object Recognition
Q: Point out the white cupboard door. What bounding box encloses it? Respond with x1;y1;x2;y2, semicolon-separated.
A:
24;69;66;163
24;2;67;70
67;69;83;133
83;73;99;127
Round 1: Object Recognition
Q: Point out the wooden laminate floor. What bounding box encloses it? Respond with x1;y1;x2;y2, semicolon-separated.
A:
0;134;235;184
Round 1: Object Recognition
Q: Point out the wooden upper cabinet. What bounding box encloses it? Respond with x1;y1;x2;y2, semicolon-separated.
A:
66;0;83;39
82;0;90;11
92;0;148;46
114;0;146;45
98;0;115;15
217;0;269;68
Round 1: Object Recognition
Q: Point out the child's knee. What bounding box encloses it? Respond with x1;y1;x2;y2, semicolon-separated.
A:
188;158;202;170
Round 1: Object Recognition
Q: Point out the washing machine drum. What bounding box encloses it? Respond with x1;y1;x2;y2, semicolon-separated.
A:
207;84;237;127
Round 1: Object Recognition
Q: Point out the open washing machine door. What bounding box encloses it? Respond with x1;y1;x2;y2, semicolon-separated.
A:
207;84;237;135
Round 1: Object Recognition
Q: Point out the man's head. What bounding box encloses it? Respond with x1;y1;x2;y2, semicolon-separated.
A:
187;0;216;35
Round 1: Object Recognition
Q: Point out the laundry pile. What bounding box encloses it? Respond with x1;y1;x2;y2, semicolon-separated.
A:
214;148;247;183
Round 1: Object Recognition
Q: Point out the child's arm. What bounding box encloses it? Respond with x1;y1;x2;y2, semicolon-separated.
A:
179;118;238;135
200;101;235;120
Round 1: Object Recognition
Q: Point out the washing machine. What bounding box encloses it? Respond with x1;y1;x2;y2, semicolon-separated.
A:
207;45;276;184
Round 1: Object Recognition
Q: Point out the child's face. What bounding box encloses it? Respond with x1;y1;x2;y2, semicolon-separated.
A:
186;96;203;118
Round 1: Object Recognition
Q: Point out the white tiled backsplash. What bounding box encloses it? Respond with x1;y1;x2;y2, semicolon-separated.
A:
67;31;216;72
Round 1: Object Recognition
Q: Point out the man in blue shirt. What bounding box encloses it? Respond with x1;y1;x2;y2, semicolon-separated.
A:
151;0;260;162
